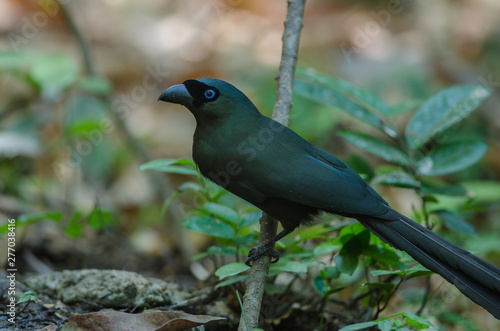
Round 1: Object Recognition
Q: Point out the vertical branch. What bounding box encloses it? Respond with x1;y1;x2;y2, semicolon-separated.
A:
272;0;305;125
238;1;305;330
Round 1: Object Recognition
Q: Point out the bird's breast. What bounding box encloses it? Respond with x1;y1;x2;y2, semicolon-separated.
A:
192;126;246;187
191;117;303;204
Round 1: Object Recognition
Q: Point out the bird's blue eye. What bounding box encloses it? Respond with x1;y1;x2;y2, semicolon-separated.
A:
204;89;216;99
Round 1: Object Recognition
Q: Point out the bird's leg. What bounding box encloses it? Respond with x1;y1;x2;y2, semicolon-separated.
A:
245;229;290;266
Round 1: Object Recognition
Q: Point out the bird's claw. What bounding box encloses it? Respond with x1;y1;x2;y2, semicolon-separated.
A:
245;246;280;266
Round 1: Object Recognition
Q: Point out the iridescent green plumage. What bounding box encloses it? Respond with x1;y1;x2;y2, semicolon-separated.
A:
159;78;500;318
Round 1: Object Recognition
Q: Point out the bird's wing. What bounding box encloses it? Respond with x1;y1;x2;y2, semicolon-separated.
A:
291;147;393;218
238;142;394;219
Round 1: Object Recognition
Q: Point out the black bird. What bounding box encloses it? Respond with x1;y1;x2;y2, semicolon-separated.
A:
158;78;500;318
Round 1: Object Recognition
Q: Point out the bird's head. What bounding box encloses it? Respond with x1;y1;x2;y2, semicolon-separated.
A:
158;78;260;120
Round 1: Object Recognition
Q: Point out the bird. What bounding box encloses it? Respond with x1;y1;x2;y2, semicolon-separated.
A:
158;77;500;319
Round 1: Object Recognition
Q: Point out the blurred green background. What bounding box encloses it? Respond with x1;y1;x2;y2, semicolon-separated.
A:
1;0;500;326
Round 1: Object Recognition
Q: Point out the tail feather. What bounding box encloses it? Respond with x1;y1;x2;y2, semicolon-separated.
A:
359;214;500;319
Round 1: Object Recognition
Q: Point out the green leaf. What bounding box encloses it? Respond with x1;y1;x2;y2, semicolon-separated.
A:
346;154;374;180
324;286;347;296
390;99;422;116
422;195;439;203
378;320;393;331
235;234;257;247
338;321;379;331
280;250;315;261
157;166;199;176
65;94;107;130
202;202;239;224
403;264;433;280
179;181;204;192
161;192;180;216
405;85;491;149
29;54;78;99
439;312;478;330
313;275;328;294
364;282;395;294
363;244;405;269
140;158;199;176
207;245;236;256
338;131;410;165
335;249;359;275
297;68;392;117
191;252;209;261
462;181;500;202
421;183;467;196
215;262;249;279
434;210;476;235
338;222;369;241
370;269;404;277
4;213;62;236
295;69;396;137
0;52;34;71
181;216;235;239
66;211;82;238
464;235;500;256
322;266;341;279
88;209;112;229
337;224;371;267
372;170;419;189
295;224;337;240
417;140;487;176
313;239;341;256
215;275;248;289
403;312;435;330
239;211;261;228
161;182;204;216
294;79;390;135
140;158;196;170
20;211;62;223
67;119;104;135
77;75;112;95
18;291;40;304
270;260;308;274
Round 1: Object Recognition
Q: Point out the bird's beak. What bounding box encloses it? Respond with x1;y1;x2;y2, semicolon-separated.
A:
158;84;191;105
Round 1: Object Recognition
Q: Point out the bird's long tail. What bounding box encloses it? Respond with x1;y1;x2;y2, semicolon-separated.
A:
358;213;500;319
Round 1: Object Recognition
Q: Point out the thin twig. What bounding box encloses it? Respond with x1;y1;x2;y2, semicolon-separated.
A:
57;0;172;200
57;1;94;75
238;1;305;330
348;274;398;308
415;276;432;315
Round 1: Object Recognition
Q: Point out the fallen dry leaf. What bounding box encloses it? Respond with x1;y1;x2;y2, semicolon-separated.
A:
61;309;226;331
